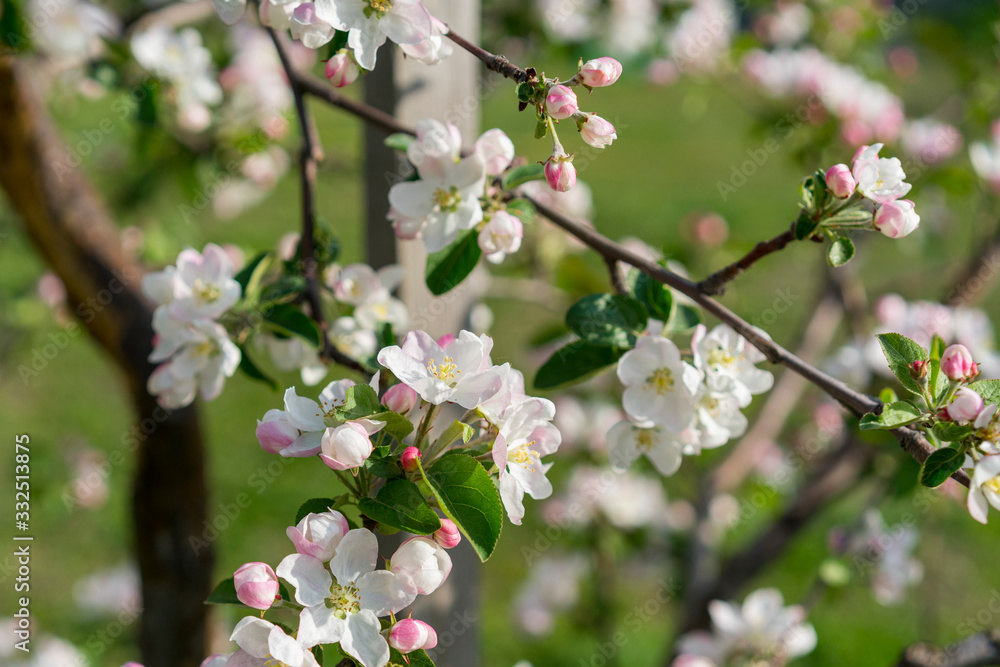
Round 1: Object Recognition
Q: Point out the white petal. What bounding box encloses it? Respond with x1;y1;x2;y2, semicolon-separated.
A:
342;610;390;667
276;554;332;607
329;529;378;584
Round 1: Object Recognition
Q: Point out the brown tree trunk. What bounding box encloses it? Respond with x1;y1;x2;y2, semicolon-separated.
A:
0;56;212;667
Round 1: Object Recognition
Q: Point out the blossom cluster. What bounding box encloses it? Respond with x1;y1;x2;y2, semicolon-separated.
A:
326;262;408;359
142;244;242;409
608;324;773;476
222;509;454;667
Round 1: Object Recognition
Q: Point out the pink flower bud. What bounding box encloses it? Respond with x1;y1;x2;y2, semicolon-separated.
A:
401;446;421;472
909;360;928;382
320;421;377;471
433;518;461;549
325;50;360;88
825;163;856;198
388;618;438;653
873;199;920;239
579;57;623;87
545;155;576;192
579;114;617;149
945;387;985;422
941;344;978;382
545;84;578;120
384;383;418;414
233;562;279;610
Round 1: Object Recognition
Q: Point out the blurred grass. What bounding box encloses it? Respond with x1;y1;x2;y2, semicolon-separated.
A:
1;39;1000;667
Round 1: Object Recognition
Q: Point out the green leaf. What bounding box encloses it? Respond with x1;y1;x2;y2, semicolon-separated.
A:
876;333;929;394
824;207;873;226
358;479;441;535
812;169;830;212
799;175;815;210
0;0;29;51
502;163;546;190
366;410;415;441
234;251;270;296
879;387;899;404
311;644;324;666
389;648;436;667
205;578;242;605
505;198;536;225
826;236;855;267
533;119;548;140
385;133;416;153
334;384;382;421
237;347;279;390
261;275;307;305
932;422;974;442
628;271;673;321
265;304;322;347
565;293;648;347
970;379;1000;406
858;401;923;430
665;303;702;335
534;341;624;390
920;447;965;488
431;420;475;452
425;229;481;296
295;497;341;525
930;335;946;361
421;452;503;561
794;208;821;240
366;448;402;479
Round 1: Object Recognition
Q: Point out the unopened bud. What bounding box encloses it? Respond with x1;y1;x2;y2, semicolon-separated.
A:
945;387;985;423
388;618;438;654
909;360;928;384
401;446;421;473
383;383;418;415
433;518;461;549
941;344;978;382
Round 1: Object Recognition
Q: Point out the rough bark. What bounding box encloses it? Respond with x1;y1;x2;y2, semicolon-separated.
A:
0;56;212;667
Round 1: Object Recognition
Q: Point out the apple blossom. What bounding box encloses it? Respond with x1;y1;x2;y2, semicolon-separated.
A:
478;211;524;264
312;0;432;70
319;419;385;471
325;50;360;87
493;397;561;525
968;455;1000;524
147;319;240;409
825;163;856;198
433;518;461;549
579;114;617;149
377;330;502;408
384;383;419;415
692;324;774;408
229;617;320;667
941;344;978;382
387;118;487;252
873;199;920;239
388;618;438;653
279;530;415;667
544;154;577;192
290;3;335;49
256;379;359;457
400;446;421;472
852;143;912;204
287;510;350;562
330;316;379;360
400;15;453;65
545;84;579;120
142;243;241;320
946;387;985;423
389;536;453;596
233;562;279;610
579;56;623;87
617;335;698;430
606;420;685;476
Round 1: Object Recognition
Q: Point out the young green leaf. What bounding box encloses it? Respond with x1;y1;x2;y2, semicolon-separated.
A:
826;236;855;267
920;447;965;488
970;379;1000;407
628;271;673;321
205;578;242;605
384;133;416;153
665;303;702;335
265;304;323;348
421;452;503;561
858;401;923;430
425;229;481;296
334;384;383;421
534;341;624;390
502;163;546;190
931;422;974;443
358;479;441;535
565;293;649;348
876;333;929;394
505;198;536;225
366;410;415;441
794;208;821;240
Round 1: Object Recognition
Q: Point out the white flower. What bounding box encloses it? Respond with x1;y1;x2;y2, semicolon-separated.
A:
689;386;748;452
277;530;414;667
29;0;118;61
493;398;561;525
478;211;523;264
389;536;453;596
474;128;515;176
606;420;685;476
329;263;403;306
968;455;1000;524
388;119;487;252
617;335;699;430
399;15;453;65
692;325;773;408
142;243;241;320
971;139;1000;192
704;588;817;662
476;363;526;423
147;320;240;408
259;0;300;30
286;510;350;562
229;616;320;667
377;330;501;408
330;317;378;359
313;0;432;70
851;144;912;204
319;420;384;471
290;3;336;49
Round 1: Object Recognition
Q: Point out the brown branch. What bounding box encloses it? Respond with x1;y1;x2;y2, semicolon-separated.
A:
896;630;1000;667
697;226;798;296
0;56;211;667
295;72;414;137
444;29;530;83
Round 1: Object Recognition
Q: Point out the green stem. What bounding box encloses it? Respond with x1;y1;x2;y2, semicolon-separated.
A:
414;403;440;451
333;469;362;498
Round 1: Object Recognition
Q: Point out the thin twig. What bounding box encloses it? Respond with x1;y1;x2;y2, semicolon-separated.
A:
294;72;414;137
697;225;798;296
444;29;530;82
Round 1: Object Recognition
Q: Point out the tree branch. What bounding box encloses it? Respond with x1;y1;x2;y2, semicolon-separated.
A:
697;225;798;296
444;29;530;83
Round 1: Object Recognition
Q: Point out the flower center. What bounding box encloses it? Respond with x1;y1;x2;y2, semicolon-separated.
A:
194;338;220;358
363;0;392;19
635;429;655;451
985;475;1000;496
325;582;362;619
433;186;462;213
193;278;221;304
511;443;540;472
707;346;736;368
427;357;460;384
646;367;674;394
